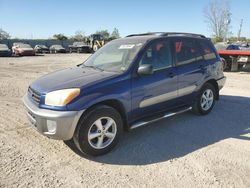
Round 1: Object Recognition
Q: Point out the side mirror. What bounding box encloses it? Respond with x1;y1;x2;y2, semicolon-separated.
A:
137;64;153;75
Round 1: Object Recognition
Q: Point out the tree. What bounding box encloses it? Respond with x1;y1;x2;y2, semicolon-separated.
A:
53;33;68;41
111;28;120;39
0;28;10;39
228;36;246;43
204;0;231;41
95;30;110;39
71;30;86;41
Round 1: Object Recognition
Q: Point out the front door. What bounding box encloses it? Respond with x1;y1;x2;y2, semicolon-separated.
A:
131;39;178;122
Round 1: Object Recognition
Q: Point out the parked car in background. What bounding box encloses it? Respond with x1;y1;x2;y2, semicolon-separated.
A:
12;43;35;56
240;43;250;51
217;43;250;71
68;42;91;53
226;44;241;50
0;44;12;57
23;32;226;156
34;45;49;54
49;45;66;53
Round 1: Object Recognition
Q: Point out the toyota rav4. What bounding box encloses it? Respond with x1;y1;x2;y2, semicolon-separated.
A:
23;32;226;156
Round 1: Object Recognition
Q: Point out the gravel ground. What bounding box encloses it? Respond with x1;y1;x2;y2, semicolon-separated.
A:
0;54;249;188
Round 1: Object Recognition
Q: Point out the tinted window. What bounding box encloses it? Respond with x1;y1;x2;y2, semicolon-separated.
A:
140;40;172;70
173;38;202;66
199;40;217;61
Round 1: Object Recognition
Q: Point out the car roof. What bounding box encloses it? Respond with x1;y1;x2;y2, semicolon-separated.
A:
115;35;160;43
118;32;207;43
127;32;205;38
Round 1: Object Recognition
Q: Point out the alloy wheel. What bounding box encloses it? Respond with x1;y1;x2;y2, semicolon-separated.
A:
200;89;214;111
87;117;117;149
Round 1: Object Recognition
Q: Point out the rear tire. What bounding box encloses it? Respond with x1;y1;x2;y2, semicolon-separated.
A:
192;83;216;115
73;105;122;156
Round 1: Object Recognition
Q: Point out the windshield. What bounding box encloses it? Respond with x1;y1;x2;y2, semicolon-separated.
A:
38;45;47;48
83;39;145;72
20;44;32;48
0;44;8;48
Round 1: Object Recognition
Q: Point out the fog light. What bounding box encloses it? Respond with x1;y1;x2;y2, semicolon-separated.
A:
47;120;57;133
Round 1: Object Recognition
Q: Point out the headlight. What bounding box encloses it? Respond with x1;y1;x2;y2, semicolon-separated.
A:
45;88;80;107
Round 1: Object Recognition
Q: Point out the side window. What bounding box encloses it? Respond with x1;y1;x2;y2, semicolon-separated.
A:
173;38;202;66
199;40;217;61
140;40;172;70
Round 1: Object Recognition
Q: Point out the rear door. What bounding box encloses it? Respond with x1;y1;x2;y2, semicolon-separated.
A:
171;37;207;106
131;39;178;121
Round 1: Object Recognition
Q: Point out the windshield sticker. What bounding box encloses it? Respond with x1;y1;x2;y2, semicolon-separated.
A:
119;44;135;49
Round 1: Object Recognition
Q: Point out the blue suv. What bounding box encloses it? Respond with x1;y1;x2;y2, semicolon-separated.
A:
23;32;226;156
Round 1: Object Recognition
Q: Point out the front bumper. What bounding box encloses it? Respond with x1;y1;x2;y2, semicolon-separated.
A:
217;76;226;90
20;51;35;56
0;51;12;57
22;94;84;140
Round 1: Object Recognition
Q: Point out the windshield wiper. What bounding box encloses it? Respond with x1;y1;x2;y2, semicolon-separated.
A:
82;65;104;71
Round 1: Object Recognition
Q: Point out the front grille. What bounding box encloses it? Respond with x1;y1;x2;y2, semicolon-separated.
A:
28;87;41;104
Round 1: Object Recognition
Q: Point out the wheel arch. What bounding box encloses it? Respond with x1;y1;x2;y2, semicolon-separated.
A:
205;79;219;100
78;99;129;131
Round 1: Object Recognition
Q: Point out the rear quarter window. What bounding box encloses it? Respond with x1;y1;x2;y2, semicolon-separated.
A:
198;40;217;61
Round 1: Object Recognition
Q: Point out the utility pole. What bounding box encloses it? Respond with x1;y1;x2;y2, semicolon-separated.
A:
237;19;243;41
223;12;231;42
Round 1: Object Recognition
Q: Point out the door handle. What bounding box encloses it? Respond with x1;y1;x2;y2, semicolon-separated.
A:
168;72;175;78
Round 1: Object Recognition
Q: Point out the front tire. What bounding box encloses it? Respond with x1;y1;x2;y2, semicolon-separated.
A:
73;105;122;156
192;83;216;115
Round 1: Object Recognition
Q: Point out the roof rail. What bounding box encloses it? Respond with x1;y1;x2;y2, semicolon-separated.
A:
126;32;206;38
126;32;165;37
161;32;206;38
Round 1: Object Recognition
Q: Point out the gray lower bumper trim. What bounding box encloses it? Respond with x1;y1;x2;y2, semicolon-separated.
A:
22;94;84;140
217;76;226;90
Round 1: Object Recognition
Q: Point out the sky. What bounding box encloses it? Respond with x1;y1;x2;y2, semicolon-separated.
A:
0;0;249;39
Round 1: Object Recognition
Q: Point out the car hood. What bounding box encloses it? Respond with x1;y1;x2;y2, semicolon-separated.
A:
30;66;118;93
38;47;48;49
0;48;10;51
51;47;65;50
19;47;34;51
